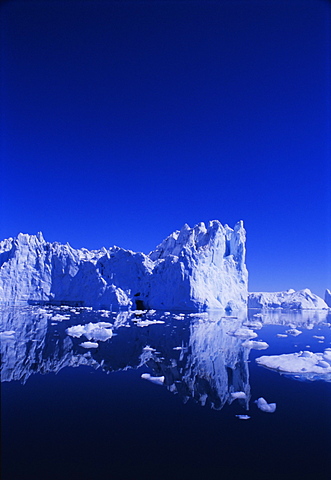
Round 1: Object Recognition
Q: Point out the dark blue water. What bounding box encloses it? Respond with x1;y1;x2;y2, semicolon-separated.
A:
1;306;331;480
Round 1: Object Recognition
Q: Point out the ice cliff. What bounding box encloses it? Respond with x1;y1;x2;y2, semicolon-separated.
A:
0;220;248;311
248;289;328;310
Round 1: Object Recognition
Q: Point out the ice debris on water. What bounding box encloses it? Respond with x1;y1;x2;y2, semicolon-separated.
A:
66;322;113;341
141;373;165;385
255;397;276;413
256;349;331;377
235;415;251;420
242;340;269;350
286;328;302;337
79;341;99;349
228;327;258;339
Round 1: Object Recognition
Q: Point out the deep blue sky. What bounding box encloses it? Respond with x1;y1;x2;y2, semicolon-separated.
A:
1;0;330;296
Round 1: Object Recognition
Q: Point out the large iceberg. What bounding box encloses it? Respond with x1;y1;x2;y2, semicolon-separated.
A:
0;220;248;312
248;288;328;310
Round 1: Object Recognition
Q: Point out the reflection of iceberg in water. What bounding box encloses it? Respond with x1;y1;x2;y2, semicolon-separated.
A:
140;313;251;410
248;309;330;329
1;307;252;412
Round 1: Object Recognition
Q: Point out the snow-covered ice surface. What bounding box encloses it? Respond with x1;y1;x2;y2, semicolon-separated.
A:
0;220;248;312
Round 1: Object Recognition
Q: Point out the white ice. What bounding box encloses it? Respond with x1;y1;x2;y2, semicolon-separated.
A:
79;341;99;349
66;322;113;341
242;340;269;350
255;397;276;413
141;373;165;385
228;327;258;339
256;349;331;377
235;415;250;420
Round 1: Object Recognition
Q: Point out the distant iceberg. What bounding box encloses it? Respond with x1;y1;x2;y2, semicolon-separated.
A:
248;288;328;310
0;221;248;312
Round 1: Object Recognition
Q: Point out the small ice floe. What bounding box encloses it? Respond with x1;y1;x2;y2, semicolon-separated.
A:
253;313;263;318
66;322;113;341
235;415;251;420
52;314;70;321
256;349;331;381
231;391;247;399
173;346;183;351
136;319;165;327
255;397;276;413
286;328;302;337
228;327;258;339
277;334;288;338
79;341;99;349
313;335;325;340
0;330;16;339
172;314;185;320
141;373;165;385
243;320;263;329
242;340;269;350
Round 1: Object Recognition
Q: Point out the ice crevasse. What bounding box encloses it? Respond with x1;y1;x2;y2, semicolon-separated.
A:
0;220;248;312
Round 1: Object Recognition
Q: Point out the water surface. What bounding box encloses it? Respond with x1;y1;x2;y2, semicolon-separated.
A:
1;306;331;480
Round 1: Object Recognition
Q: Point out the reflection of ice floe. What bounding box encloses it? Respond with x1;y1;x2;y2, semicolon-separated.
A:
0;330;16;339
231;391;247;399
256;349;331;382
251;310;330;329
255;397;276;413
66;322;113;341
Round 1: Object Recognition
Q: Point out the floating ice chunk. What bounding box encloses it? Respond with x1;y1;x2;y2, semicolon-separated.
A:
66;322;113;341
235;415;250;420
286;328;302;336
79;341;99;349
243;320;263;329
136;319;165;327
256;349;331;380
141;373;165;385
228;327;258;339
242;340;269;350
231;391;247;399
313;335;325;340
52;314;70;321
255;397;276;413
277;334;288;338
173;346;183;350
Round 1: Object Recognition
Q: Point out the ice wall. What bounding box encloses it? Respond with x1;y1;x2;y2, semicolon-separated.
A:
0;220;248;311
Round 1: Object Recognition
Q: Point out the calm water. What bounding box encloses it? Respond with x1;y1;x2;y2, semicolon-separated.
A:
1;306;331;480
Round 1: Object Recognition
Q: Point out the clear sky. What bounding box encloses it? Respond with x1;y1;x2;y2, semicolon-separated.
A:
1;0;330;297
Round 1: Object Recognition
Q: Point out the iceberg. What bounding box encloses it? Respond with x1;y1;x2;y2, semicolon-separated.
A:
0;221;248;312
248;288;328;310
